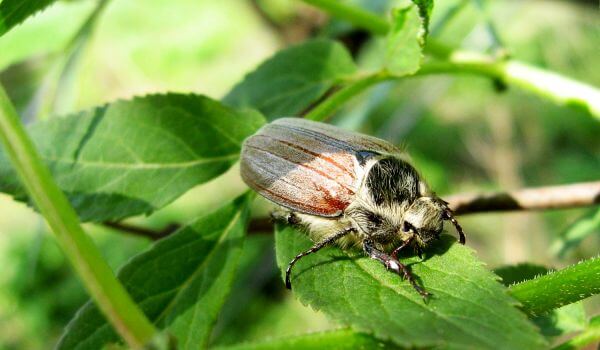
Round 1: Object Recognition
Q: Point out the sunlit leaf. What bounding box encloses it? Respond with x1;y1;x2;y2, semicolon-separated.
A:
383;3;425;76
223;40;357;120
276;226;547;349
0;94;265;221
57;195;251;349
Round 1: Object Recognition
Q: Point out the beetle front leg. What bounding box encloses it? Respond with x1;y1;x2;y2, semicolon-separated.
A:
286;227;355;289
363;239;430;298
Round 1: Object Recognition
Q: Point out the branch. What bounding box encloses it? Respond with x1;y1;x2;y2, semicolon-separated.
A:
304;73;388;121
300;0;389;35
446;181;600;215
0;84;157;348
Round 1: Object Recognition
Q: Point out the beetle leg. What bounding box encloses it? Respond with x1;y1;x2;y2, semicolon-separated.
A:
415;245;423;260
286;227;355;289
271;210;301;226
363;239;430;298
391;235;415;260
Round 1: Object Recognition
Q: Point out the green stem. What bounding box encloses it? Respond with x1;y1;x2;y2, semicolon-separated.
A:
553;316;600;350
300;0;389;35
302;0;600;120
304;73;390;121
0;85;157;348
508;257;600;316
418;53;600;119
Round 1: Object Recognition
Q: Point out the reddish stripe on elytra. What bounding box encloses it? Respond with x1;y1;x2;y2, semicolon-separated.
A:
247;143;355;196
315;183;349;212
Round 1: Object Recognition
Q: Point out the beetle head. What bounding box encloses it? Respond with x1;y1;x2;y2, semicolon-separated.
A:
402;197;466;247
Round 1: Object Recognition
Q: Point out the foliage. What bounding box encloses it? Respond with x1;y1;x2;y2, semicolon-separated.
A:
0;0;58;37
224;40;357;120
276;227;546;349
0;0;598;349
57;195;251;349
0;94;264;221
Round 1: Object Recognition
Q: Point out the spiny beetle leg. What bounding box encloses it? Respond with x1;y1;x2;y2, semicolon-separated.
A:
285;227;355;289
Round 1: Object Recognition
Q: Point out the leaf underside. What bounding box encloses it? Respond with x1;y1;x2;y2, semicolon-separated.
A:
275;226;547;350
57;195;251;349
223;39;357;120
0;93;265;221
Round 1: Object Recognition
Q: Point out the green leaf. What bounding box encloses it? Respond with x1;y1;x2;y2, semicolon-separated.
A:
211;235;277;344
495;263;587;338
0;93;265;221
509;257;600;317
275;226;547;349
211;329;401;350
57;194;251;349
411;0;434;35
0;0;58;36
223;40;357;120
550;208;600;258
383;3;425;76
0;1;92;70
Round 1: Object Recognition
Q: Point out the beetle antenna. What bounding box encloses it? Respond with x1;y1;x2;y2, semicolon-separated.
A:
445;209;466;244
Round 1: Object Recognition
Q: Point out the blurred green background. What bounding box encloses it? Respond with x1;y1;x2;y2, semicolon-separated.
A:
0;0;598;348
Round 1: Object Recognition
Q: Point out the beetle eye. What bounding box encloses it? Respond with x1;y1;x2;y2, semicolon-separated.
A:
402;221;415;233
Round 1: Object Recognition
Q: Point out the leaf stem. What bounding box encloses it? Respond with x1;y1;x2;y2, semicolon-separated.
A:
302;0;600;120
509;257;600;316
419;53;600;119
300;0;389;35
304;73;390;121
0;84;157;348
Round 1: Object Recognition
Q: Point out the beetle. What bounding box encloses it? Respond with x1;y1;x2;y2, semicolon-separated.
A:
240;117;465;297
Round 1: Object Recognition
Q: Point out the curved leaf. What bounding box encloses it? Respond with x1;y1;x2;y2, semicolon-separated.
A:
384;3;425;76
0;93;265;221
275;226;547;349
57;194;251;349
223;40;357;120
0;0;57;37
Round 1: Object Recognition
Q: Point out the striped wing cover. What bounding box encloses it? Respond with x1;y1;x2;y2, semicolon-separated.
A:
240;118;400;217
